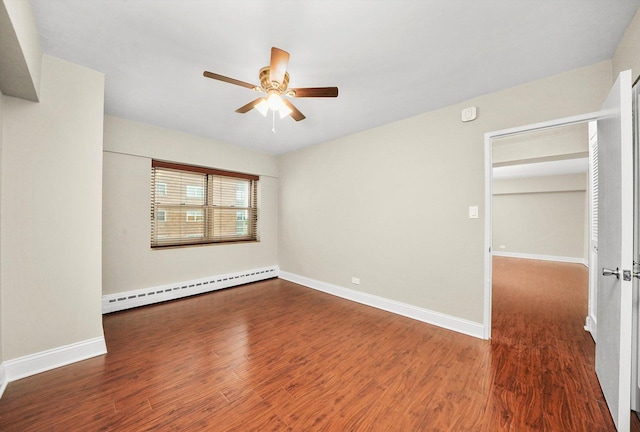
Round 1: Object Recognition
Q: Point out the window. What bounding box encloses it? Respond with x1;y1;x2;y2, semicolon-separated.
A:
151;160;259;248
186;185;204;199
156;183;167;196
186;210;204;222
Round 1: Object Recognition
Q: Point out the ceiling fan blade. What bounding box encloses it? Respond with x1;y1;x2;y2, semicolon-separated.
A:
235;98;266;114
282;99;306;121
203;71;257;90
269;47;290;85
290;87;339;98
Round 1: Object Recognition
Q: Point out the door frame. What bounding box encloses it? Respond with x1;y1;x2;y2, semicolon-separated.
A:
483;111;601;339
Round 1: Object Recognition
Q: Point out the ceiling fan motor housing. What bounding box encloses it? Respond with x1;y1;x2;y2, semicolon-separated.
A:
259;67;289;93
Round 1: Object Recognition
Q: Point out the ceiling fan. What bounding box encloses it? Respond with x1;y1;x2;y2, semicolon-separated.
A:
203;47;338;122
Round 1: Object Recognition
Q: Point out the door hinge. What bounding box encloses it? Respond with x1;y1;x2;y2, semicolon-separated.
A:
624;270;632;281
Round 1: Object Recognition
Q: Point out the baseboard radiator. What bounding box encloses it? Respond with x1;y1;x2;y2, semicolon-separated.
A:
102;265;279;314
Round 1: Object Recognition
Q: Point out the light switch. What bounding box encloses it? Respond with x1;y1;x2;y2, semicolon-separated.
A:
469;206;479;219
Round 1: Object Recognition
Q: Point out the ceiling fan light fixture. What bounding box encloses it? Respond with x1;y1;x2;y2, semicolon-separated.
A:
279;104;293;119
255;99;269;116
267;92;285;111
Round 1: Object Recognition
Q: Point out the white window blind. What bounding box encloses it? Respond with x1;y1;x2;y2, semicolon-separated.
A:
151;161;258;248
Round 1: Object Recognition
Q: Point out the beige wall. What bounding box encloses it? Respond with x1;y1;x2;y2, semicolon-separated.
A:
492;174;587;259
278;61;612;324
0;0;41;101
613;7;640;83
102;116;278;295
492;123;588;166
2;55;104;359
0;91;4;364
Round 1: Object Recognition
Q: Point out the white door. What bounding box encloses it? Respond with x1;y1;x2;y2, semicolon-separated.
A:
596;69;633;431
631;81;640;412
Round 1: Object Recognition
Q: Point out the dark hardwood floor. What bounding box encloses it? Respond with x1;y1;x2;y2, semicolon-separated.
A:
1;257;639;430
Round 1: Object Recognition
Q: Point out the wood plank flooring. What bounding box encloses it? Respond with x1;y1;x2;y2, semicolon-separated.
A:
1;257;639;430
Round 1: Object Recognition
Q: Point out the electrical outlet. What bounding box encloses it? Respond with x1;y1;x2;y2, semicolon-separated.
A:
351;277;360;285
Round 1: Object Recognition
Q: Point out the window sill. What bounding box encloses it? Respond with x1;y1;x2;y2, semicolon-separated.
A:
151;239;260;250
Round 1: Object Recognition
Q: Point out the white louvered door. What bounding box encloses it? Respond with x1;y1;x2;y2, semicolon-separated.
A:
587;120;599;341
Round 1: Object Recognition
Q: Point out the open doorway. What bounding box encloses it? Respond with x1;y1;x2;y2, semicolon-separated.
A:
491;123;590;265
483;112;600;340
490;121;592;336
493;122;594;320
489;121;593;339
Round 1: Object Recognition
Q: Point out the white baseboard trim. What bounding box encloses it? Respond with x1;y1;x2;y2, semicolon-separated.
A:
493;251;588;267
102;265;279;314
279;271;485;339
0;362;7;399
4;336;107;384
585;314;597;342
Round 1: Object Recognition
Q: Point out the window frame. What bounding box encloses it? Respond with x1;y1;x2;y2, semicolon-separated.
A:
151;160;259;248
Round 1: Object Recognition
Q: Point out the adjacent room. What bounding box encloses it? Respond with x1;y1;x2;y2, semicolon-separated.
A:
1;0;640;430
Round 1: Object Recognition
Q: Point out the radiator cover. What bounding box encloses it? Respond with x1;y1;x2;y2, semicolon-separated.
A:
102;266;279;314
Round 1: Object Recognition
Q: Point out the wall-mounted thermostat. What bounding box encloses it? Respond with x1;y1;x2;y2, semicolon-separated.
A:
462;107;477;122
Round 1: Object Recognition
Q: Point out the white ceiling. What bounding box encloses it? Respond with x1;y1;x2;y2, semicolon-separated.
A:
30;0;640;155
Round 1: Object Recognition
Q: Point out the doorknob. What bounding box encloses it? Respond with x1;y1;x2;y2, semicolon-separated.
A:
603;267;621;279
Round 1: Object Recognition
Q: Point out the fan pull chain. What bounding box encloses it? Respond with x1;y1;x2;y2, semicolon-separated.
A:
272;110;276;134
